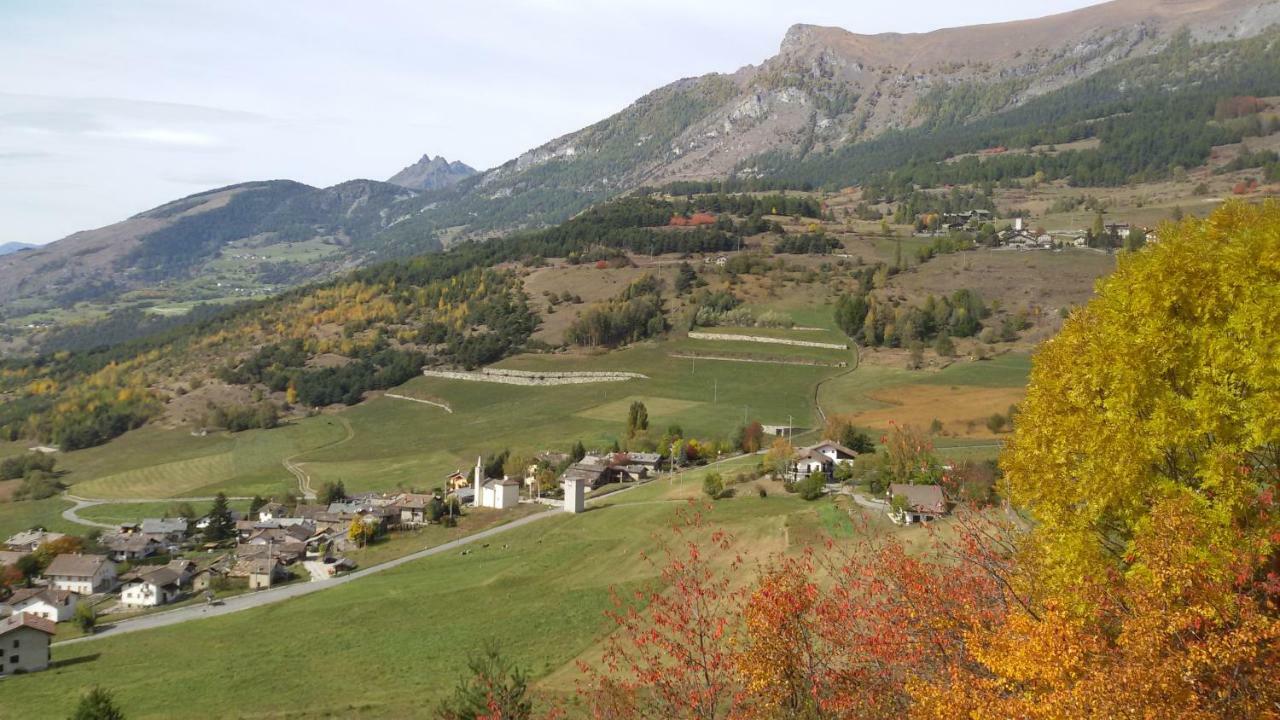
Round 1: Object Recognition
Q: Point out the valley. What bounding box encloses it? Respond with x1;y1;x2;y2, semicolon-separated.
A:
1;2;1278;717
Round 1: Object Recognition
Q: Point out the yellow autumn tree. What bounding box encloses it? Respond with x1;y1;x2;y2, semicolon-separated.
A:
912;201;1280;718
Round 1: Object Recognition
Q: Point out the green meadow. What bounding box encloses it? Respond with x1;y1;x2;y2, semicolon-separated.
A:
0;468;898;719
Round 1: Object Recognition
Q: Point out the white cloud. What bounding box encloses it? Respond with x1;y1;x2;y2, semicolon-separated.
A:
86;128;221;147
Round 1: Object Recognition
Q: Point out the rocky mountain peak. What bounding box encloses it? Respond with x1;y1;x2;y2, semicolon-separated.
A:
387;154;477;191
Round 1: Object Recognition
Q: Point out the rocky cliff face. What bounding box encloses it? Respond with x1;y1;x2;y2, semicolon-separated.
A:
387;154;477;191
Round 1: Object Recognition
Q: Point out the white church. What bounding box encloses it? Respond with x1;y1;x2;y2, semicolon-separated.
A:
470;457;520;510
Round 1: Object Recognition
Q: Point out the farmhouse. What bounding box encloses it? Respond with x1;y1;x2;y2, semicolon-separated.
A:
139;518;189;542
808;440;858;465
1;587;78;623
560;459;612;490
789;448;833;481
102;533;163;562
0;613;55;676
887;483;949;525
3;529;66;553
120;567;182;608
394;493;436;525
43;554;116;595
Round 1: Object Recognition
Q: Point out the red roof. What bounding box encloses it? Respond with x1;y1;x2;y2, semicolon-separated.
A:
0;612;56;637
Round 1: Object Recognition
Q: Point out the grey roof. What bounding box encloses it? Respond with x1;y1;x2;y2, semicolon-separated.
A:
627;452;662;464
4;529;65;549
126;566;181;589
888;483;948;515
103;533;162;552
141;518;189;535
4;586;74;607
44;553;111;578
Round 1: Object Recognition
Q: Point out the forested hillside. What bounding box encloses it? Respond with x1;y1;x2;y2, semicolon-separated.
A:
0;195;792;450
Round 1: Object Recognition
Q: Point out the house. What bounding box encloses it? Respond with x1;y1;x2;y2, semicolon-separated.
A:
445;470;470;491
257;502;288;521
615;465;650;483
394;493;436;526
886;483;949;525
165;559;198;588
626;452;663;470
120;567;182;608
560;460;612;491
3;529;66;553
479;479;521;510
807;440;858;466
243;558;284;590
0;613;56;676
1;587;78;623
43;554;116;595
1104;222;1131;239
534;451;570;468
789;448;833;481
101;533;163;562
140;518;189;541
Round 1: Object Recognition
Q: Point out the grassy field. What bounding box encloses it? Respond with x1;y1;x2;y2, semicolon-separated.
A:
73;500;253;526
1;472;880;719
0;496;79;539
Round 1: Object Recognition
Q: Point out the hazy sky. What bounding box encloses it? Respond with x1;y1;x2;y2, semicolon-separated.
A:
0;0;1103;246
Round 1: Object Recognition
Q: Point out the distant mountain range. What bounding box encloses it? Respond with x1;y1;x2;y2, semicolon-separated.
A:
0;242;36;256
2;0;1278;315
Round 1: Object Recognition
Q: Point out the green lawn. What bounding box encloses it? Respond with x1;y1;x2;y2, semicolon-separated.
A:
0;496;79;539
3;492;827;719
74;500;252;526
918;352;1032;387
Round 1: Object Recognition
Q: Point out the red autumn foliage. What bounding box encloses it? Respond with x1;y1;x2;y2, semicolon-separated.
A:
1233;178;1259;195
669;213;717;227
579;504;1016;720
1214;95;1267;120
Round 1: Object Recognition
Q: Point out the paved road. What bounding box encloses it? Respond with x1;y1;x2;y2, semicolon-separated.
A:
55;508;557;647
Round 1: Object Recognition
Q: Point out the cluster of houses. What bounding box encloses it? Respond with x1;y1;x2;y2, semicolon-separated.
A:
998;218;1148;250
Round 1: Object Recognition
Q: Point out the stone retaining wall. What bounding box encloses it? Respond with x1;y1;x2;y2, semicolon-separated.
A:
687;331;847;350
423;368;647;386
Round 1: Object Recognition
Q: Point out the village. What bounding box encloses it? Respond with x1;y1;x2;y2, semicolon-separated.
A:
0;434;948;677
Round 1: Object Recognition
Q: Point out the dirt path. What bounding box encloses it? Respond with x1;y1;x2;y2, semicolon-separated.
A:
283;417;354;500
384;393;453;413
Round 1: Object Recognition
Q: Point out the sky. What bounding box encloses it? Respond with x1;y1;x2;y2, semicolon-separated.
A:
0;0;1104;246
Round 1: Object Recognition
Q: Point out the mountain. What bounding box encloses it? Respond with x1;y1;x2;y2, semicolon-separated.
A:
0;242;36;256
387;154;477;191
3;0;1278;316
0;179;424;311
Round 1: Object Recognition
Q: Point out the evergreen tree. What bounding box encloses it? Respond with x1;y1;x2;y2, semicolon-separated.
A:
202;492;235;543
570;440;586;462
70;687;124;720
435;642;533;720
248;495;267;518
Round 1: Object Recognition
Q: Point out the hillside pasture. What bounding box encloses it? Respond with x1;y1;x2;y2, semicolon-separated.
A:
848;384;1025;439
0;489;844;719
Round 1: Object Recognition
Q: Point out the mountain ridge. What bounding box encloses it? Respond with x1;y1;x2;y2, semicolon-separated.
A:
2;0;1277;317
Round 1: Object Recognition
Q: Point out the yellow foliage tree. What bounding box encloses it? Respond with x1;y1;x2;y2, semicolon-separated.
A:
913;201;1280;718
